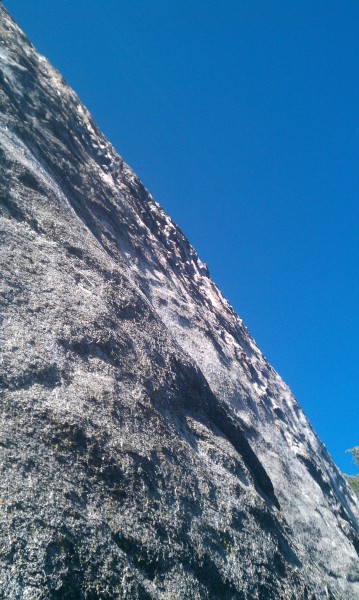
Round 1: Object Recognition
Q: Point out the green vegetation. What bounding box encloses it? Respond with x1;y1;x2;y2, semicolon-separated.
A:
345;447;359;498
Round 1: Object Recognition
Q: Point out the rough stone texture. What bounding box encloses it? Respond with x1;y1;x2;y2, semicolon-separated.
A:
0;4;358;599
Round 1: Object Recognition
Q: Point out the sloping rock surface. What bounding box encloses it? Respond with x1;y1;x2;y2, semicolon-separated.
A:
0;5;358;599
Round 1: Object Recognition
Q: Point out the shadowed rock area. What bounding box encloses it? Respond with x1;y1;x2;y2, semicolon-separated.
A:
0;4;358;598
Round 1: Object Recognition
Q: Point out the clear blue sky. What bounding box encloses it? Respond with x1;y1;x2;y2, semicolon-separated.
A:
5;1;358;474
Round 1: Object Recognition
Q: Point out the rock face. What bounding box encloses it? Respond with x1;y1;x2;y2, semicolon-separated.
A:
0;4;358;598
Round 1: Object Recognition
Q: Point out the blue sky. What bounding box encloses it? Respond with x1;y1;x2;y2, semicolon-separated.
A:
5;1;358;474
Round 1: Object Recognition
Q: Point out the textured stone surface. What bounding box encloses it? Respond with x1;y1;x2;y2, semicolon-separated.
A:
0;4;358;598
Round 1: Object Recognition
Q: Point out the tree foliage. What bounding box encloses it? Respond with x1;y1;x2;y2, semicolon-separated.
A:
345;447;359;498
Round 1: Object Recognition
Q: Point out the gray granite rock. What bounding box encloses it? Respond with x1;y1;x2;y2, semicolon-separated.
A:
0;4;358;598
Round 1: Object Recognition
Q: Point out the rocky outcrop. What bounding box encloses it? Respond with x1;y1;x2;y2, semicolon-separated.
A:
0;4;358;598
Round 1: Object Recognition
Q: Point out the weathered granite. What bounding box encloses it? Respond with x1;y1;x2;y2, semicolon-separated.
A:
0;4;358;598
